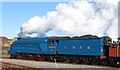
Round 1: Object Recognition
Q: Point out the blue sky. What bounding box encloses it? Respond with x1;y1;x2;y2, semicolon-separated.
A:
2;2;67;39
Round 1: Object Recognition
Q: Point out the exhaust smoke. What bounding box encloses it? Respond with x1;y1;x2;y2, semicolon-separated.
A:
18;0;118;40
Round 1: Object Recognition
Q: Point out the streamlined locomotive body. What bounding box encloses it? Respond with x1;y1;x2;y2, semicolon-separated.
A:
8;35;120;66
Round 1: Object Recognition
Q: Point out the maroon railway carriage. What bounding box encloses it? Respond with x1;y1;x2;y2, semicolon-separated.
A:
109;37;120;66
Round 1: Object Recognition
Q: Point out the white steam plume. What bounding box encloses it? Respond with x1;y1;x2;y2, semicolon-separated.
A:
19;0;118;40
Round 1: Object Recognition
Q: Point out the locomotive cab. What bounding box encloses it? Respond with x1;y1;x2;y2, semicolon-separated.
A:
104;36;112;47
48;38;60;55
102;37;112;58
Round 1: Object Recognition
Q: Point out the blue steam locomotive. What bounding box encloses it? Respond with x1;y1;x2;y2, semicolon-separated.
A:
8;35;120;66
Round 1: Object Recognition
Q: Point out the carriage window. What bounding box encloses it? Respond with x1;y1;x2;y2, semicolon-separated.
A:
112;41;117;47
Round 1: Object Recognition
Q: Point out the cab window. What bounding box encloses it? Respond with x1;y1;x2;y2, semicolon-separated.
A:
49;40;54;45
49;40;58;45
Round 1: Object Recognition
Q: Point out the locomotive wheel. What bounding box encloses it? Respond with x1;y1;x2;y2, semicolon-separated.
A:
82;57;87;64
82;60;87;64
21;55;27;60
37;55;43;61
16;54;22;59
63;56;70;63
91;58;98;65
59;56;64;62
71;56;79;64
108;58;114;66
101;60;107;65
64;57;70;63
79;57;83;64
10;54;15;59
27;55;34;60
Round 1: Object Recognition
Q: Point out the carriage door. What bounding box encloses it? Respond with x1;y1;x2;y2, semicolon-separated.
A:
48;40;58;54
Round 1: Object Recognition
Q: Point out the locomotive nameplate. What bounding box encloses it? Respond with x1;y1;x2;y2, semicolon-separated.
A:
49;46;56;48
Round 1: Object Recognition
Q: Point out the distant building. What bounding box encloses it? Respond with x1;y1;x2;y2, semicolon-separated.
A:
1;37;9;43
0;36;18;47
0;36;18;56
10;37;18;44
0;37;9;47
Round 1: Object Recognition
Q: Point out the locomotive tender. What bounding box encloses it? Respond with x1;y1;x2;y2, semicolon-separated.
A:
8;35;120;66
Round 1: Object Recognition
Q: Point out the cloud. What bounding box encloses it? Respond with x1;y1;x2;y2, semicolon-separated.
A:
19;0;118;40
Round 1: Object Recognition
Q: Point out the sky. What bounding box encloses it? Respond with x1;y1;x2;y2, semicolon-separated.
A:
2;2;67;39
1;0;119;40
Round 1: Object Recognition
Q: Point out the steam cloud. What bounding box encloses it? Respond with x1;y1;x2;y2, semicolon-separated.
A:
18;0;118;40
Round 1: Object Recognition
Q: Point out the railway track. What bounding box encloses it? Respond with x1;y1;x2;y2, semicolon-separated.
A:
1;62;34;69
0;58;119;69
3;57;119;68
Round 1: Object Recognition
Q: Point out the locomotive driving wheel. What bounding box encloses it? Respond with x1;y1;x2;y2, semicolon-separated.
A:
16;54;22;59
21;54;27;60
27;54;34;60
37;55;43;61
